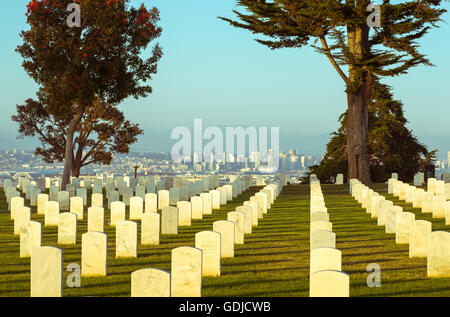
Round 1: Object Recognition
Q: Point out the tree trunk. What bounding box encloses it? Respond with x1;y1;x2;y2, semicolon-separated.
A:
346;24;372;185
71;162;81;178
71;144;83;178
347;87;371;185
61;103;84;190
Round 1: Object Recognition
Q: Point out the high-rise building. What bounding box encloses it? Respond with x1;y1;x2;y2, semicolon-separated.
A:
447;151;450;168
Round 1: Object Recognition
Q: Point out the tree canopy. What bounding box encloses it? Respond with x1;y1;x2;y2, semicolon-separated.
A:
220;0;445;184
16;0;162;189
309;79;436;183
12;98;143;177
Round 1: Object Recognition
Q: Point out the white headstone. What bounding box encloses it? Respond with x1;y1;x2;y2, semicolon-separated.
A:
446;201;450;226
395;212;415;244
171;247;202;297
427;178;437;194
70;196;84;220
250;196;263;219
422;192;434;214
110;201;126;227
58;212;77;245
11;196;24;220
236;206;252;234
435;180;446;196
58;191;70;211
244;200;259;227
210;190;221;210
130;196;144;220
311;211;330;222
385;206;403;233
213;220;235;258
432;195;446;219
20;220;41;258
200;193;212;215
91;193;103;208
377;200;394;226
177;201;192;226
310;230;336;250
218;187;227;205
144;193;157;213
158;190;169;211
87;207;104;233
141;212;160;245
161;206;178;235
190;196;203;220
195;231;221;277
310;270;349;297
37;194;48;215
116;220;138;258
31;246;63;297
310;247;341;275
81;232;107;277
131;268;171;297
44;201;60;227
227;211;245;245
311;221;332;232
14;206;31;236
224;185;233;201
409;220;432;258
427;231;450;277
255;192;268;214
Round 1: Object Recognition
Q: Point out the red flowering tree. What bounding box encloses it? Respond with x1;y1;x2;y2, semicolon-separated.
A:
16;0;162;189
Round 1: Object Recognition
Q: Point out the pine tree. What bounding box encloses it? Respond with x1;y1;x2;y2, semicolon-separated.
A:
220;0;445;184
309;79;436;183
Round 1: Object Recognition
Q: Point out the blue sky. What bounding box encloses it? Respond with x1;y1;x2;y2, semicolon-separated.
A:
1;1;449;159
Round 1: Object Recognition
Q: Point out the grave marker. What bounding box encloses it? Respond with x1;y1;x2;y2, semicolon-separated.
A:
31;246;63;297
81;232;107;277
116;220;138;258
171;247;202;297
195;231;221;277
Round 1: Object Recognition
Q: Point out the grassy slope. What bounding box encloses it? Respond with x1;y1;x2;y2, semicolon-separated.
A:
0;183;448;297
0;185;310;297
323;183;450;297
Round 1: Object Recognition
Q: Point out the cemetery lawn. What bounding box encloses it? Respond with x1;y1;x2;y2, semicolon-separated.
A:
0;184;449;297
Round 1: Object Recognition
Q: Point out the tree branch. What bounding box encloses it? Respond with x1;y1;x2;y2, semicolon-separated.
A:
319;34;349;84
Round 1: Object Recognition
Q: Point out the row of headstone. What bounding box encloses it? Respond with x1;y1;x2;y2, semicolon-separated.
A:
24;175;243;296
351;179;450;277
335;173;344;185
19;174;281;296
12;177;230;249
309;180;349;297
388;178;450;221
129;176;284;297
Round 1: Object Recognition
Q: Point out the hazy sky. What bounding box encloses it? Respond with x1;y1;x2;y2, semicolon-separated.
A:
1;1;449;158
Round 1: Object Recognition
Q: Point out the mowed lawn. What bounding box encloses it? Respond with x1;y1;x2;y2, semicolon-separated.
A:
0;185;310;297
0;183;449;297
323;183;450;297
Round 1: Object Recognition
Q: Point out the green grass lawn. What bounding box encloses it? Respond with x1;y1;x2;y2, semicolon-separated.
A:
0;183;449;297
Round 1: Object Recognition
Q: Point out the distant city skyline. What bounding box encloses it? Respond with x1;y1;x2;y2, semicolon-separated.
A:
1;1;449;160
1;129;448;161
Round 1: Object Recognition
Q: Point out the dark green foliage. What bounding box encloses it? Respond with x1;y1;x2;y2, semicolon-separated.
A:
309;79;436;183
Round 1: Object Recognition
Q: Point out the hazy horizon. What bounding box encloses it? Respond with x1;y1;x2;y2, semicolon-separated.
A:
1;129;449;161
2;1;449;161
